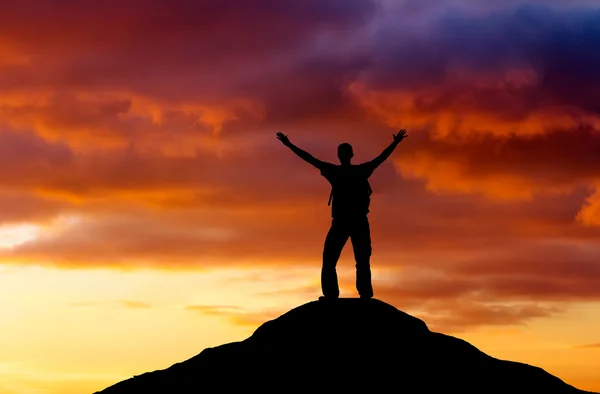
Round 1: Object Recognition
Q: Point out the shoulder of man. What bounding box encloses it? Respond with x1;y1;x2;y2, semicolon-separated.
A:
319;162;337;173
356;162;376;177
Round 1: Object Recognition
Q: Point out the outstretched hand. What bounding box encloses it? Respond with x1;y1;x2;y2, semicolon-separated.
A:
393;129;408;143
276;132;291;146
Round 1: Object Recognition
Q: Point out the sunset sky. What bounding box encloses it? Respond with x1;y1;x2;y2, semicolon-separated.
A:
1;1;600;392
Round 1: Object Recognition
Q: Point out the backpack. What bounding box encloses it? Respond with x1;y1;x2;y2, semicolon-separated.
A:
328;179;372;206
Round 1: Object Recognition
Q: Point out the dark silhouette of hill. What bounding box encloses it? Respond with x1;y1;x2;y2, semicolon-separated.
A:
95;299;597;393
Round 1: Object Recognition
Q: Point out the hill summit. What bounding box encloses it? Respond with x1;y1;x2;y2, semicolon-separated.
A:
96;298;596;393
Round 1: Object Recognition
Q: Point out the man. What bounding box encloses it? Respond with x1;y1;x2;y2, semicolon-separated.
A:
276;130;408;300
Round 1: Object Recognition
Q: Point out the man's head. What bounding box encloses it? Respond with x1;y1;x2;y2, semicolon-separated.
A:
338;143;353;164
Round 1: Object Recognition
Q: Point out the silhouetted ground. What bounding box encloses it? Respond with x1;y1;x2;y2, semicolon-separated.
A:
95;298;597;393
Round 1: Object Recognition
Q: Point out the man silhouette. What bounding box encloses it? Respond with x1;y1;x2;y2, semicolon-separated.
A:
276;130;408;300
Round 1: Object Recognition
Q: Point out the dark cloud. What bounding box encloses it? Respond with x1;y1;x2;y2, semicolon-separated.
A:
0;0;378;103
0;0;599;334
362;5;600;114
0;128;72;169
0;191;68;224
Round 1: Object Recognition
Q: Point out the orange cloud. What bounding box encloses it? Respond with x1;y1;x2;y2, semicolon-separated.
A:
574;343;600;349
120;300;151;309
576;184;600;227
0;1;599;334
390;127;600;209
185;304;284;328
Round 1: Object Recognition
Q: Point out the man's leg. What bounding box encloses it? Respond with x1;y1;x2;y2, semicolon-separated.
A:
350;216;373;299
321;218;349;298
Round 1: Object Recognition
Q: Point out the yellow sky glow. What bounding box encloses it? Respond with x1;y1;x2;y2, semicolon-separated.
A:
1;265;599;393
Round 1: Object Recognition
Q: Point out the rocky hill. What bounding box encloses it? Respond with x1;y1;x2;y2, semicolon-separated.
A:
95;298;596;393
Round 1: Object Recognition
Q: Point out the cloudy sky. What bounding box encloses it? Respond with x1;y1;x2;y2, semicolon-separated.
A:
1;1;599;392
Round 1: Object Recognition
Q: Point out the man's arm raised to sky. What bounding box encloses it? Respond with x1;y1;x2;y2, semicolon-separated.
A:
365;129;408;171
276;132;325;169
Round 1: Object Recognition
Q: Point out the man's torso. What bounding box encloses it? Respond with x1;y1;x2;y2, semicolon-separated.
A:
320;163;374;218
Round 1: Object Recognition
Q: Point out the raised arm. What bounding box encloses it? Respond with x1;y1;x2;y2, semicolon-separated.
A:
276;132;325;169
365;129;408;170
